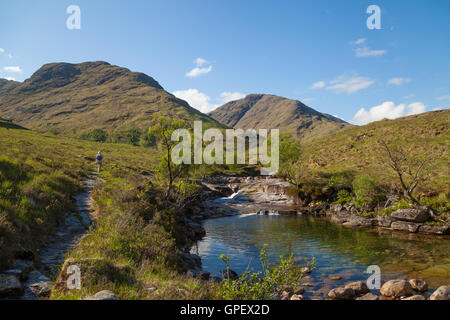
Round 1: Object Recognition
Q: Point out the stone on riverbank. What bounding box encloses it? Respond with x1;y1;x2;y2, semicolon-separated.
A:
391;221;421;233
391;209;429;223
401;295;425;300
83;290;119;300
429;285;450;300
380;280;415;298
290;294;304;300
356;293;379;300
418;224;450;235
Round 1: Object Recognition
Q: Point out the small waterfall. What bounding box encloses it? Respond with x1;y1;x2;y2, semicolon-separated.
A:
227;190;242;200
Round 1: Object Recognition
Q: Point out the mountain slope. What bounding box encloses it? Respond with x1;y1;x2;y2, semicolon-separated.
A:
0;61;224;136
208;94;352;141
302;109;450;192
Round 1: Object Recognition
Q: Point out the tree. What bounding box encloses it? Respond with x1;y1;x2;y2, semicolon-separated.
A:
148;116;189;199
381;140;441;219
277;133;302;186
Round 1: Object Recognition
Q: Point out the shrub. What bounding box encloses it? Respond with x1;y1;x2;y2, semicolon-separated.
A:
216;246;315;300
352;176;385;207
334;189;353;204
79;129;108;142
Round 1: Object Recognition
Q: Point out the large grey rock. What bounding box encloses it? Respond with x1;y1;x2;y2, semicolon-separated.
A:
328;287;355;300
29;281;53;298
344;281;370;296
429;285;450;300
380;280;415;298
391;221;421;233
0;274;23;298
391;209;429;223
83;290;119;300
409;279;428;292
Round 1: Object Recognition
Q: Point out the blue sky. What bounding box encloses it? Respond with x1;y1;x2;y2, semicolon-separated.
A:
0;0;449;124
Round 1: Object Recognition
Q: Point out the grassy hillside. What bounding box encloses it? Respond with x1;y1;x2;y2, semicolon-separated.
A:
0;124;218;299
0;61;225;138
301;109;449;193
209;94;352;142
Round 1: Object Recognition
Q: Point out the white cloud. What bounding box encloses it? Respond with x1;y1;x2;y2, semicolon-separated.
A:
219;92;245;104
0;48;4;53
404;94;415;99
350;38;366;45
355;46;387;57
194;58;208;66
3;76;16;81
7;53;12;59
173;89;218;113
388;77;412;86
186;65;212;78
185;58;213;78
311;81;326;89
351;101;428;125
435;94;450;101
3;66;22;73
326;74;374;94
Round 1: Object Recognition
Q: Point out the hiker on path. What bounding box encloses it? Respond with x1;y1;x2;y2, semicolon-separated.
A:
96;151;103;173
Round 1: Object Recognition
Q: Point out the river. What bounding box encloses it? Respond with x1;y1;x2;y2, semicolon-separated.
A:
192;213;450;299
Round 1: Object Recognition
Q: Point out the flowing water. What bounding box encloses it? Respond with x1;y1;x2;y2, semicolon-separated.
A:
192;213;450;298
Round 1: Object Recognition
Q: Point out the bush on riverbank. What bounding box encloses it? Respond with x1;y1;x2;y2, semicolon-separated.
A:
216;247;315;300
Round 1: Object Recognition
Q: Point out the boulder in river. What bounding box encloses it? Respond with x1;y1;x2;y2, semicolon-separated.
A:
390;209;429;223
0;274;23;298
429;285;450;300
221;269;239;281
408;279;428;292
380;280;415;298
344;281;370;296
328;287;355;300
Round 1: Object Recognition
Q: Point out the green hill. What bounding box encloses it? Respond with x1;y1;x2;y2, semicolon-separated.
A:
301;109;450;193
208;94;352;142
0;61;225;137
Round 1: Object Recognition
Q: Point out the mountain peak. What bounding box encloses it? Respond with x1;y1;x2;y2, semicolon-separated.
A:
209;93;352;141
0;61;221;135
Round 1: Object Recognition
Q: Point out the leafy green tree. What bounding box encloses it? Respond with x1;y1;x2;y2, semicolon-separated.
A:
278;133;302;186
148;116;189;198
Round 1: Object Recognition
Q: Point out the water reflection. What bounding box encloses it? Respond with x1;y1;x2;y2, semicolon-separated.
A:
192;215;450;291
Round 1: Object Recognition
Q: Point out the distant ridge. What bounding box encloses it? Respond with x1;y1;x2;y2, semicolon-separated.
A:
0;61;224;136
208;94;352;142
